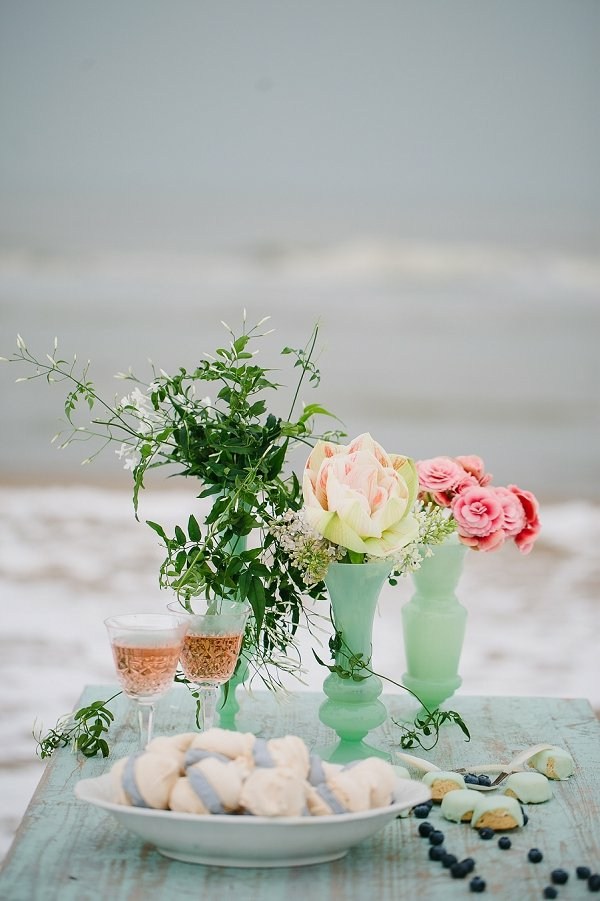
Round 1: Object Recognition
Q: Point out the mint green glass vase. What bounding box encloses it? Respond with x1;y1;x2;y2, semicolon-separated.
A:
217;528;248;726
401;534;467;711
317;560;392;763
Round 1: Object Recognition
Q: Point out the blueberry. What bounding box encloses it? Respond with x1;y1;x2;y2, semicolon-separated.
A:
478;827;495;840
441;853;458;868
543;888;557;900
464;773;480;784
429;830;445;845
498;836;511;850
528;848;543;863
576;866;591;880
413;804;431;819
450;861;469;879
551;869;568;885
469;876;486;893
429;845;445;861
477;774;492;786
589;874;600;892
418;821;434;837
462;858;476;873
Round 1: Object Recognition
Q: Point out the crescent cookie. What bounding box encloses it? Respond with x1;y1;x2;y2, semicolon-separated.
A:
342;758;398;807
239;767;308;817
528;746;575;780
422;771;467;801
146;732;197;774
440;788;478;823
110;751;180;809
261;735;311;779
504;772;553;804
306;757;397;815
168;757;246;814
470;794;524;831
186;728;256;763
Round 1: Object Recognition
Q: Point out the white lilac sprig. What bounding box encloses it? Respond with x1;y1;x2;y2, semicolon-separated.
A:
270;501;455;588
380;502;458;584
269;510;345;586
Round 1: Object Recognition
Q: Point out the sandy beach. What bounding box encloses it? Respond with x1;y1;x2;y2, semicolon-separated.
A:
1;480;598;863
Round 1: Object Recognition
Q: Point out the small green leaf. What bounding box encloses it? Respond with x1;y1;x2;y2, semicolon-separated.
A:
188;514;201;541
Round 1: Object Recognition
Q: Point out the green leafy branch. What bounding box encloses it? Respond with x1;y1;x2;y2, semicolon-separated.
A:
34;693;121;759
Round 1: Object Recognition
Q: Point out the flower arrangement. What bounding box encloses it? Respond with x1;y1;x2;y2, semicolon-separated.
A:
3;321;537;758
416;455;540;553
270;433;456;584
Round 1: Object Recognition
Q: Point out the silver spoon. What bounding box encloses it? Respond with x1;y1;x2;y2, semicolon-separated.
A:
394;743;555;792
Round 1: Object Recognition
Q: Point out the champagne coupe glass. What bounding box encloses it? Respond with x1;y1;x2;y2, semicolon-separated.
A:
104;613;188;749
167;599;250;732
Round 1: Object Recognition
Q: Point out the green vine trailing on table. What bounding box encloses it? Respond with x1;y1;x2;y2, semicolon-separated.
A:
313;626;470;751
34;693;120;760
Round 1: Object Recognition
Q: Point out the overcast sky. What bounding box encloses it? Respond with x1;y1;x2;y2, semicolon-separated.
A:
1;0;599;251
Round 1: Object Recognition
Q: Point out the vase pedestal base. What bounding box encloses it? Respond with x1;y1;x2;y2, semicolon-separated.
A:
316;694;389;763
313;738;389;765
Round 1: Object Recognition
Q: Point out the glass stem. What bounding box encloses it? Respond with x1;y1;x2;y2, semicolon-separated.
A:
137;702;155;749
200;685;218;731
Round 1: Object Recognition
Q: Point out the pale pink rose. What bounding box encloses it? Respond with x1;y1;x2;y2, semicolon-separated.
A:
494;487;527;538
455;454;493;487
303;433;419;557
451;485;505;538
508;485;541;554
417;457;466;494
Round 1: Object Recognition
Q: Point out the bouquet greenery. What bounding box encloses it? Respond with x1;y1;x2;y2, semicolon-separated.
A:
5;317;344;692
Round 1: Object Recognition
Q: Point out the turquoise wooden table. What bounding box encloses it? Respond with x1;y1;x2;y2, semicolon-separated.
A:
1;688;599;900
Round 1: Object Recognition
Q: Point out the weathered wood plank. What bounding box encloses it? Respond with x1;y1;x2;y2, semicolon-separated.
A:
1;689;599;900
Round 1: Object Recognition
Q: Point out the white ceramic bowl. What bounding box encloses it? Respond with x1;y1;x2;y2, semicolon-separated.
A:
75;772;430;867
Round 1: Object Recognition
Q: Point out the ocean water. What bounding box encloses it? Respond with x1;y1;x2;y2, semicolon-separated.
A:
0;240;599;862
1;239;599;497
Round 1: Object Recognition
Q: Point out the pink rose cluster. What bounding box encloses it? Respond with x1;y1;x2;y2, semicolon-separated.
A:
416;455;540;554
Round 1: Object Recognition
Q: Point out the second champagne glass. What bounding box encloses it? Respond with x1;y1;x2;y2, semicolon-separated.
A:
167;599;250;731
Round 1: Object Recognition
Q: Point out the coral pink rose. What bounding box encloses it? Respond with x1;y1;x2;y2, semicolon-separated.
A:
508;485;541;554
451;485;505;540
303;433;419;557
458;528;506;552
455;454;493;487
495;487;526;538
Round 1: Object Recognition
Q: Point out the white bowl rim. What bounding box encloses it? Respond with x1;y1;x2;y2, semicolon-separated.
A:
75;771;431;825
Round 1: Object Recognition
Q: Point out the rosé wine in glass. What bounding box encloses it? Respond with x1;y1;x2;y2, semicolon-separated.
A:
104;614;188;748
167;600;249;732
110;641;183;698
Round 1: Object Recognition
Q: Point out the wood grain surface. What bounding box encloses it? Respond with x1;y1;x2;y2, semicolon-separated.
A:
1;687;598;900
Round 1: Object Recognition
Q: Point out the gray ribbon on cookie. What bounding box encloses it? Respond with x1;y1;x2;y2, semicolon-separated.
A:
252;737;275;767
314;783;348;815
122;754;150;809
187;766;226;814
308;754;327;786
184;748;231;768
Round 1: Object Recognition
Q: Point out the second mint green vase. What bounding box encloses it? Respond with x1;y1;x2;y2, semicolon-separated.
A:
401;534;467;711
318;560;392;763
